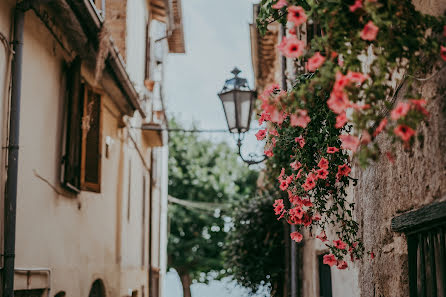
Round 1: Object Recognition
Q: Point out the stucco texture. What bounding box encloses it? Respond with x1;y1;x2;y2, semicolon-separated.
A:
355;21;446;297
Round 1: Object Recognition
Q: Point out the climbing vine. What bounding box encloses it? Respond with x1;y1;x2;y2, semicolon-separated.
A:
255;0;446;268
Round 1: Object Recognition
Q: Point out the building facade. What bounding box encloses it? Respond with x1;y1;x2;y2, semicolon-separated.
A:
250;1;446;296
0;0;184;296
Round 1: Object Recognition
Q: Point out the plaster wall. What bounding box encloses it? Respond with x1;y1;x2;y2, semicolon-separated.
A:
0;2;167;296
355;2;446;297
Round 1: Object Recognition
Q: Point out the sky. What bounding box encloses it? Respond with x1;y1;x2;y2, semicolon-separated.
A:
164;0;263;158
163;0;267;296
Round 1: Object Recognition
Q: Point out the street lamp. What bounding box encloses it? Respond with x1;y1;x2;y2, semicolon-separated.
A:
218;67;266;165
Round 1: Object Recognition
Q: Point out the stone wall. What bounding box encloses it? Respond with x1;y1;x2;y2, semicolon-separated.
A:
355;1;446;294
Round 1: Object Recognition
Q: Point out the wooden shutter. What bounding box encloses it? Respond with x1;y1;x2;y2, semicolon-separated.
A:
62;58;83;192
80;85;102;192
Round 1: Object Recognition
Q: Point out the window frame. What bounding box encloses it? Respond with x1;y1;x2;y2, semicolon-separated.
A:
392;201;446;297
80;84;103;193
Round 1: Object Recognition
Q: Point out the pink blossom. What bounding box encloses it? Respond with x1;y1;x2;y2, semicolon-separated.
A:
349;0;363;12
295;135;305;148
327;146;339;154
265;148;274;157
302;172;317;191
441;46;446;62
373;118;387;137
273;199;284;216
346;71;368;84
318;157;329;169
271;109;286;124
290;231;303;243
290;206;304;220
360;21;379;41
335;112;348;128
287;6;307;26
339;134;360;152
337;260;348;270
316;168;329;179
313;213;321;221
333;239;347;250
255;129;267;140
361;130;371;145
323;254;337;267
258;111;271;125
278;36;305;58
391;102;411;120
272;0;287;9
317;231;328;242
290;161;302;171
307;52;325;72
327;90;350;114
290;109;311;128
410;99;429;116
336;164;351;179
394;125;415;142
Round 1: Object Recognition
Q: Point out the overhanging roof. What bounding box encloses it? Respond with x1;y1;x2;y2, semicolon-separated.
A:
167;0;185;53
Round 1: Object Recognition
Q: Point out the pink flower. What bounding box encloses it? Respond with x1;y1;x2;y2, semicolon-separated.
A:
336;164;351;179
307;52;325;72
255;129;267;140
339;134;360;152
316;168;329;179
318;157;329;169
313;213;321;221
370;252;375;259
335;112;348;128
273;199;284;216
337;260;348;270
349;0;363;12
278;168;286;180
441;46;446;62
265;148;274;157
333;239;347;250
327;90;350;114
287;6;307;26
302;172;317;191
278;36;305;58
279;179;290;191
391;102;411;120
323;254;337;267
289;206;304;220
361;130;371;145
373;118;387;137
290;161;302;171
346;71;368;84
258;111;271;125
327;146;339;154
295;135;305;148
290;231;303;243
394;125;415;142
410;99;429;116
272;0;287;9
386;152;395;163
290;109;311;128
360;21;379;41
316;231;328;242
333;71;350;91
271;109;286;124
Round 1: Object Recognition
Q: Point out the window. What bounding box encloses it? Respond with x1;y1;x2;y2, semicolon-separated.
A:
392;201;446;297
318;254;333;297
62;58;103;193
14;290;44;297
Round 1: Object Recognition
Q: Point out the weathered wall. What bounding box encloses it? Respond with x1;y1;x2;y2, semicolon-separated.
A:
355;2;446;296
0;1;165;296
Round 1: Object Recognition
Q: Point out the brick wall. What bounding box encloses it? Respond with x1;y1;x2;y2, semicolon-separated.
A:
106;0;128;62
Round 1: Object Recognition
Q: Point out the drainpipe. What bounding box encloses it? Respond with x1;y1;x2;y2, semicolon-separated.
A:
2;2;28;296
280;23;298;297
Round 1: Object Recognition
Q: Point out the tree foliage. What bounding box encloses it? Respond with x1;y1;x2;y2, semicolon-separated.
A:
167;119;258;291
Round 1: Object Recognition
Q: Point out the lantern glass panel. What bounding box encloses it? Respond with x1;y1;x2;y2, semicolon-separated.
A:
219;91;237;133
